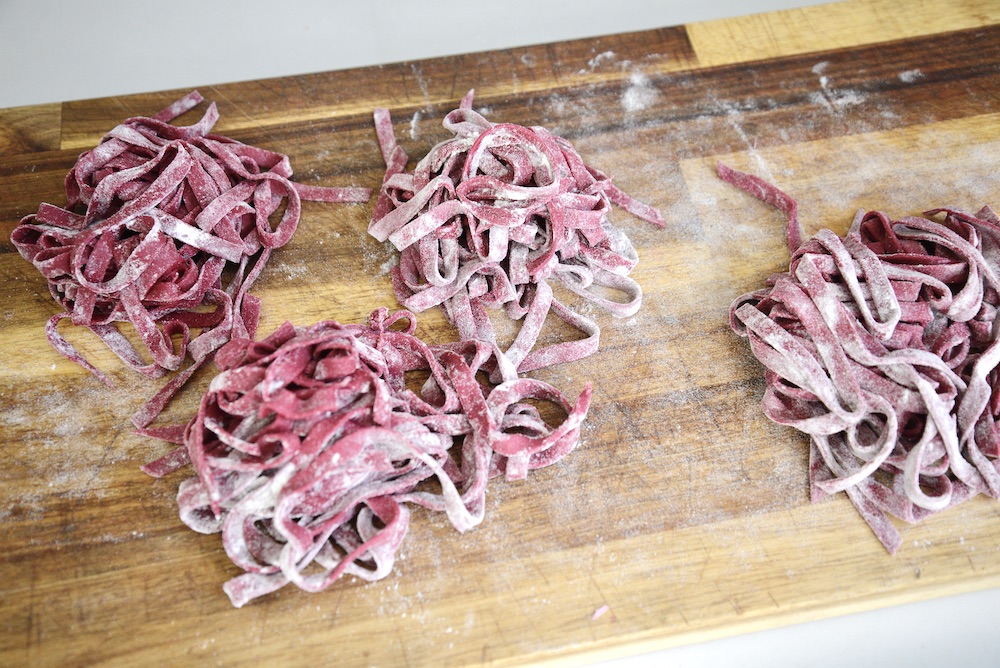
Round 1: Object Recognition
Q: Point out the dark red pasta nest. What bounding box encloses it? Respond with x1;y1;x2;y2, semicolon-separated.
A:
142;308;591;607
10;91;370;426
370;90;664;380
721;163;1000;553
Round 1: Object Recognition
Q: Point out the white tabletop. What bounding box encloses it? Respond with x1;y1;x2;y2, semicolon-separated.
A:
2;1;999;666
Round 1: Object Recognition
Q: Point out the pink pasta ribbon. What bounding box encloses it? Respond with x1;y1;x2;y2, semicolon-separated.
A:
721;162;1000;553
142;308;591;607
10;91;371;427
370;90;664;380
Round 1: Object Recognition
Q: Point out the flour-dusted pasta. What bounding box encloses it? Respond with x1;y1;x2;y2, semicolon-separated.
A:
10;91;370;427
721;163;1000;553
143;308;591;606
370;90;663;380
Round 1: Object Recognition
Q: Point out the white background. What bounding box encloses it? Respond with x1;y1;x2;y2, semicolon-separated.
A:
2;1;999;666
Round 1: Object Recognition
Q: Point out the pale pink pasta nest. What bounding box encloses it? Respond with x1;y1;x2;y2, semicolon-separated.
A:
370;90;664;381
722;163;1000;553
10;91;370;427
143;308;591;607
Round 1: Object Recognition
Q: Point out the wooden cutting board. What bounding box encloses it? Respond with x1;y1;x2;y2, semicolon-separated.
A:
3;0;1000;664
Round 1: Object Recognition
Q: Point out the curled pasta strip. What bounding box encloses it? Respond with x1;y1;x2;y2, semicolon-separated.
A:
722;162;1000;553
143;308;591;606
370;90;663;380
10;91;370;426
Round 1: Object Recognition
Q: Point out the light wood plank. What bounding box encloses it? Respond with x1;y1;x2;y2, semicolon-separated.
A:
688;0;1000;68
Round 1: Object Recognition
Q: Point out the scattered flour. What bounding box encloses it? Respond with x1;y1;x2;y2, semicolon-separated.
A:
815;82;865;112
809;89;867;113
808;60;867;113
409;111;422;140
587;50;617;69
410;63;432;111
724;108;776;182
899;69;924;83
273;259;310;281
577;49;634;76
621;70;660;114
0;382;141;526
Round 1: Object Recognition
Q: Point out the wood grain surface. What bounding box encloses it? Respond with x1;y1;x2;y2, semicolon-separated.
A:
3;1;1000;665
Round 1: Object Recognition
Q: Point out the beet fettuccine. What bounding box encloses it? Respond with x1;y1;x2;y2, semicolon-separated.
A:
722;163;1000;553
142;308;591;607
370;90;663;381
11;91;370;427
